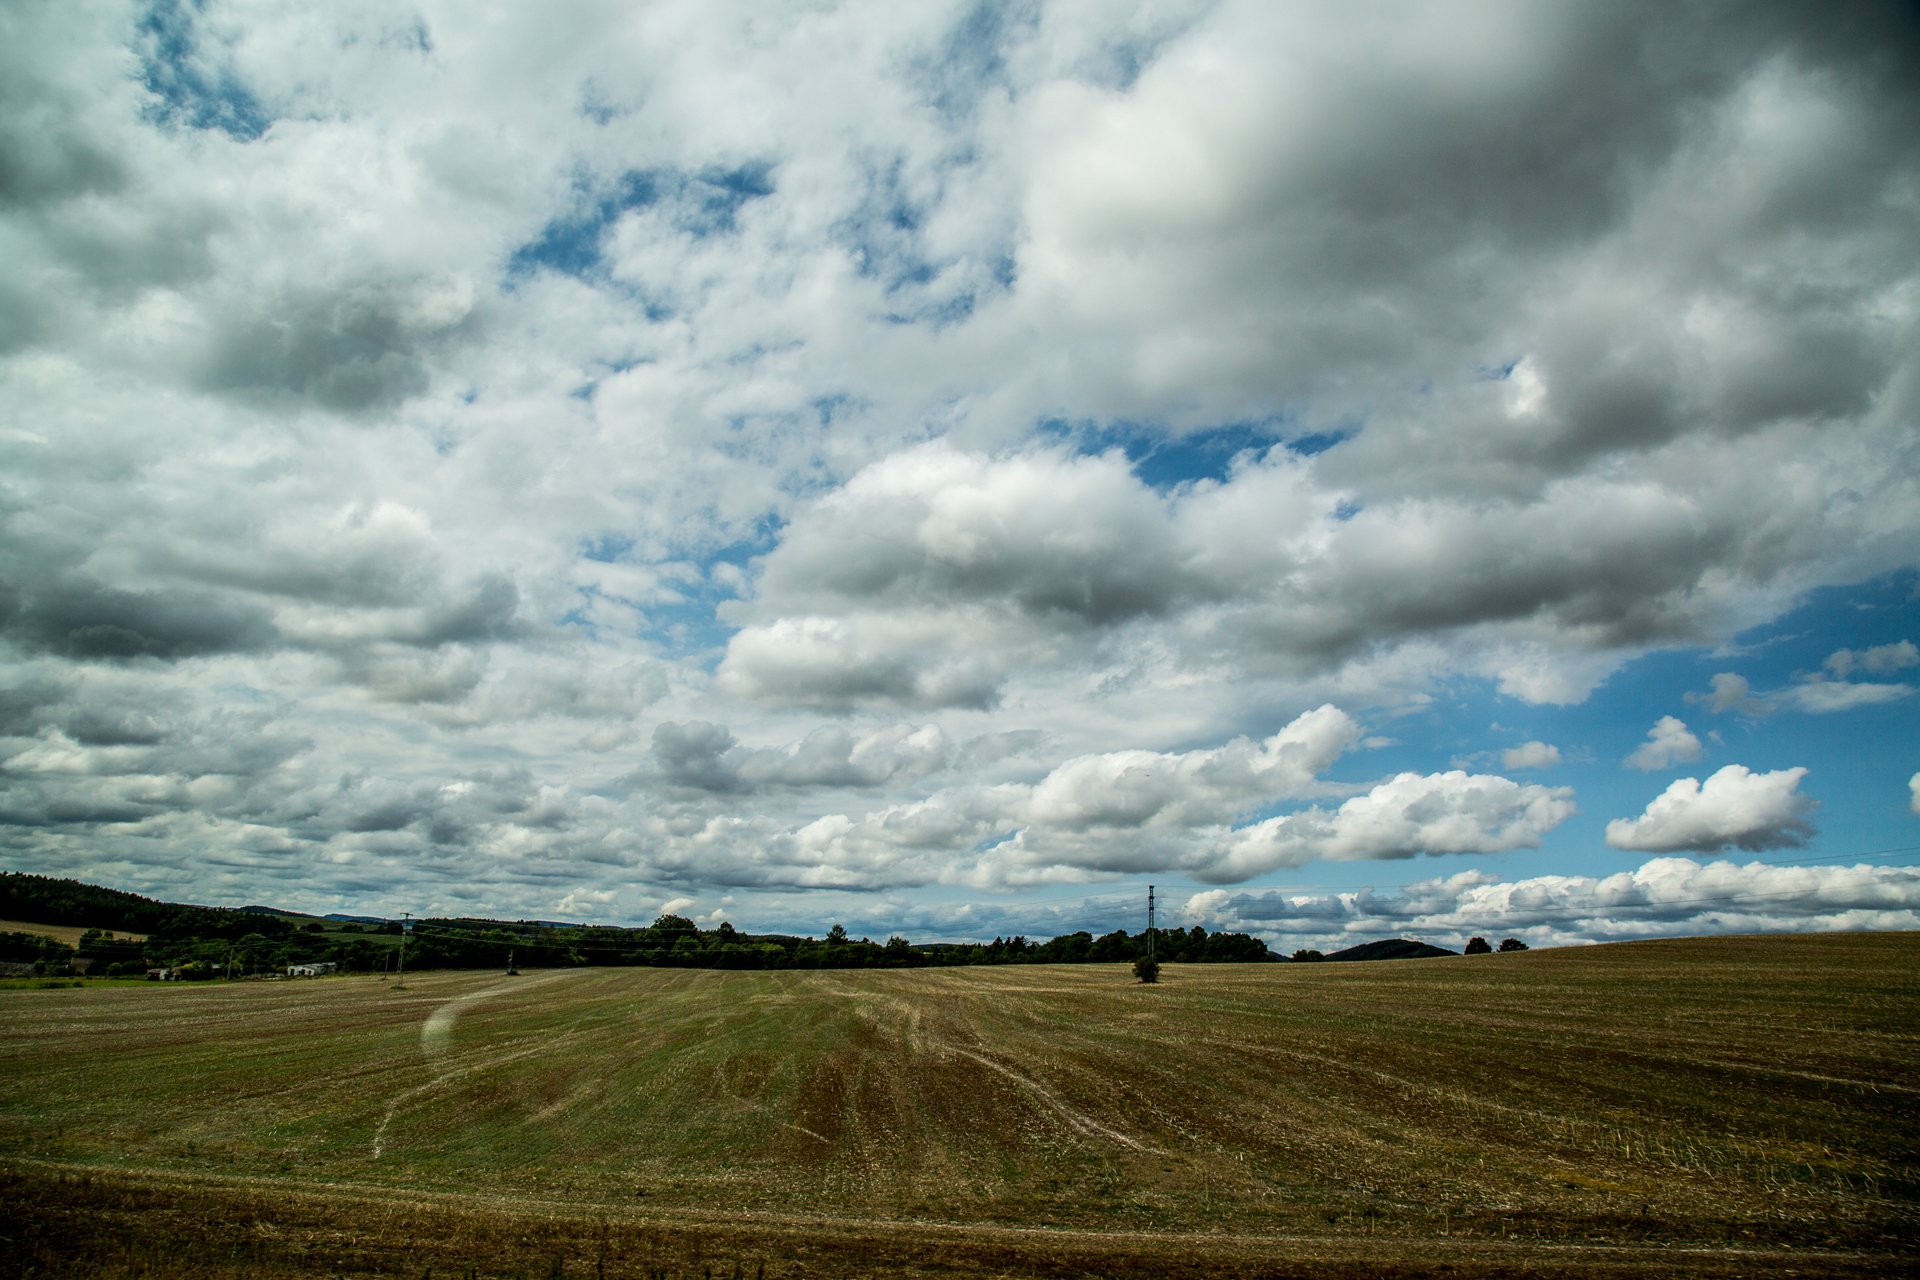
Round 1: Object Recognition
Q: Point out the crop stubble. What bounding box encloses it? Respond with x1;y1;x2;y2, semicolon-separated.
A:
1;932;1914;1277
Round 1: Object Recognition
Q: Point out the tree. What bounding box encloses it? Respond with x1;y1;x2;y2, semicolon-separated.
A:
1291;949;1324;963
1132;955;1160;983
825;924;849;944
1464;936;1492;954
1498;937;1530;952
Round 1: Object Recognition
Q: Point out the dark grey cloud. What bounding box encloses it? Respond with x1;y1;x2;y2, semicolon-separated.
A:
651;720;948;793
0;578;278;660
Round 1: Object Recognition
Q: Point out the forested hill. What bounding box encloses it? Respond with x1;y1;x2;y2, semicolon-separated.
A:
1;873;1278;976
0;871;293;941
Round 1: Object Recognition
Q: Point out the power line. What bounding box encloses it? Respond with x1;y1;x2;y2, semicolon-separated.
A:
396;911;410;987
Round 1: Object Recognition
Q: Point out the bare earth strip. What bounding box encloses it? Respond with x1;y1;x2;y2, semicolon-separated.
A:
1;933;1915;1278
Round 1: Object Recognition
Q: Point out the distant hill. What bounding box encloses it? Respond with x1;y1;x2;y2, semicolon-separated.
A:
1326;938;1458;962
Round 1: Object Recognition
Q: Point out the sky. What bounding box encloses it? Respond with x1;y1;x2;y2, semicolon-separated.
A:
3;0;1919;953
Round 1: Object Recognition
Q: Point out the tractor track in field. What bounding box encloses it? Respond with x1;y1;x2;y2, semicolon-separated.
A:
373;970;592;1160
845;983;1167;1156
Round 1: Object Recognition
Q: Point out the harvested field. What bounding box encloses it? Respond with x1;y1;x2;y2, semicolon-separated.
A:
2;933;1916;1278
0;919;144;947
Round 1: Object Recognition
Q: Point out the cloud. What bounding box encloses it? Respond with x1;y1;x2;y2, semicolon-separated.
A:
1911;771;1920;816
1777;678;1914;714
1623;715;1701;771
1186;856;1920;950
1501;740;1560;770
1825;640;1918;677
1690;673;1769;716
722;437;1911;713
1205;771;1577;882
654;704;1367;890
1605;764;1816;853
651;720;950;793
1689;670;1915;716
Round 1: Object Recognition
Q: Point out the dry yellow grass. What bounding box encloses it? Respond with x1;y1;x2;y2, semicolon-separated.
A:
0;919;145;946
1;932;1915;1278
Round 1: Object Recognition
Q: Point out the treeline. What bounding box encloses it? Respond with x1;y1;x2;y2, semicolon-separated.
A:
396;917;1275;972
2;874;1279;977
0;872;301;942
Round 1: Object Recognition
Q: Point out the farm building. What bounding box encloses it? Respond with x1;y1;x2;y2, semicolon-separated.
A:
286;962;338;977
146;967;181;981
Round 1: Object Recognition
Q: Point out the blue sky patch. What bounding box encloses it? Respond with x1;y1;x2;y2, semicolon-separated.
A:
136;0;271;141
509;165;774;280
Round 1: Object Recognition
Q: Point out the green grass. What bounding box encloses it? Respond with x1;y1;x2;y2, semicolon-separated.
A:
2;933;1916;1277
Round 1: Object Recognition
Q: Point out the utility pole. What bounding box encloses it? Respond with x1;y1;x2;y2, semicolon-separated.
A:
396;912;411;987
1147;885;1156;958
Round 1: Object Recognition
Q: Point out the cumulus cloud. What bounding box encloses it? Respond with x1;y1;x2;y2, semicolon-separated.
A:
1624;715;1702;771
641;706;1576;892
1187;856;1920;950
1605;764;1817;853
1911;771;1920;816
1501;741;1561;771
721;437;1914;712
648;704;1367;890
1204;772;1577;882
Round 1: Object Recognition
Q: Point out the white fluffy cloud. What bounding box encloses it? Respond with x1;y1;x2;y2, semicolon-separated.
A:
1208;771;1576;882
637;704;1365;890
1605;764;1817;853
1186;855;1920;951
1623;715;1701;771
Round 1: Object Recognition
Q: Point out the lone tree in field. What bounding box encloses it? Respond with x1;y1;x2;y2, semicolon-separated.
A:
1133;955;1159;983
1464;936;1492;954
1291;949;1325;962
1498;937;1530;952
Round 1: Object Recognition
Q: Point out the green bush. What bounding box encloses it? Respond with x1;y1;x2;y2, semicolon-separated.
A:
1132;956;1160;984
